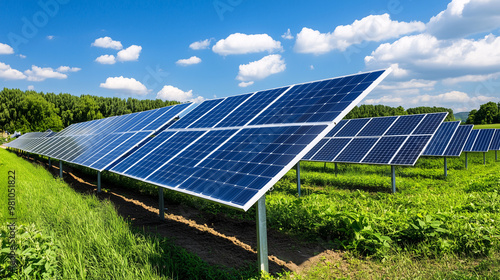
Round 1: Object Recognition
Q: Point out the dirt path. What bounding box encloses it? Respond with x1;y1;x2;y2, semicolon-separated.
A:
27;155;346;275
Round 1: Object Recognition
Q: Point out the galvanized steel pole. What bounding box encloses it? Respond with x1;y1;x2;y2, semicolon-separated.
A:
256;196;269;273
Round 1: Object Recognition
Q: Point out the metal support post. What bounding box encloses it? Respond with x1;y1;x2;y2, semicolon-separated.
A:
59;161;63;178
465;152;468;170
444;157;448;177
391;165;396;193
323;162;326;171
484;152;486;165
335;162;338;177
159;187;165;220
97;171;101;193
296;162;301;197
256;195;269;273
48;157;51;168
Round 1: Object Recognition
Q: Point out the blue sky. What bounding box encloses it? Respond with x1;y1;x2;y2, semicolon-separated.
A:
1;0;500;113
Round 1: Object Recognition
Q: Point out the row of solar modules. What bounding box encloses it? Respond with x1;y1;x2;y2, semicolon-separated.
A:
4;69;392;211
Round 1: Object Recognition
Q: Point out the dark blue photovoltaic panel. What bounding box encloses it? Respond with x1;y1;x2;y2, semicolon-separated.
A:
170;100;224;129
142;104;191;131
215;87;290;128
111;131;177;174
90;131;152;170
444;125;473;156
358;116;397;137
471;129;495;152
422;121;460;156
118;131;206;179
335;138;378;163
335;119;371;137
186;94;252;128
325;120;348;137
250;70;385;125
145;130;237;186
80;133;138;166
413;113;448;135
362;136;406;164
71;134;124;165
463;130;479;152
490;129;500;150
303;139;329;160
391;135;431;165
310;138;351;161
385;115;424;135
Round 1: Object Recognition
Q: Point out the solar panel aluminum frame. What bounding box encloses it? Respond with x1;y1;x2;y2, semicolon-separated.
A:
111;68;393;211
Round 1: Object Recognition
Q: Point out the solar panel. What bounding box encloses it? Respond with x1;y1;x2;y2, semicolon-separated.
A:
443;125;473;156
110;69;392;210
490;129;500;150
303;113;448;166
470;129;495;152
4;131;54;152
463;129;479;152
422;121;460;156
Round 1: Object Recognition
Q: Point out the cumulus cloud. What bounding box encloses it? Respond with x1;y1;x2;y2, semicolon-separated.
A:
56;66;81;72
282;29;294;40
156;85;205;103
427;0;500;39
365;33;500;79
95;54;116;64
24;65;67;82
176;56;202;66
294;14;425;54
0;62;26;80
27;85;35;90
91;36;123;50
236;54;286;86
18;54;26;59
189;39;212;50
100;76;149;95
213;33;283;55
238;81;254;87
117;45;142;61
377;79;437;91
0;43;14;55
47;35;54;40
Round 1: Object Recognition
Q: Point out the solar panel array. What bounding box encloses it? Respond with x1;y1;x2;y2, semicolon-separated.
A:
303;113;448;166
489;129;500;150
12;104;192;171
422;121;460;156
110;69;392;210
4;131;54;151
463;129;496;152
443;125;474;156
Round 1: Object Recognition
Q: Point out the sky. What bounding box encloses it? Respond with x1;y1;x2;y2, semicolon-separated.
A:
1;0;500;113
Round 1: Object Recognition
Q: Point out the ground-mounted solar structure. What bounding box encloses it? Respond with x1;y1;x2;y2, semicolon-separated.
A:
421;122;473;176
302;112;448;192
4;68;392;272
489;129;500;161
463;129;496;167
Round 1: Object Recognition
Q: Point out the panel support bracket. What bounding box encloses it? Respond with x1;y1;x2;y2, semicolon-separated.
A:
97;171;101;193
59;161;63;178
444;156;448;177
159;187;165;221
391;165;396;193
256;195;269;273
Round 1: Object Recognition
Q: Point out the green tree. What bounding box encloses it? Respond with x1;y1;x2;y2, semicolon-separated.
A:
473;101;498;124
19;94;64;131
466;109;477;124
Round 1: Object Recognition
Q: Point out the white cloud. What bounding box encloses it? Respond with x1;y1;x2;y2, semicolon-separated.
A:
27;85;35;90
18;54;26;59
100;76;149;95
176;56;202;66
24;65;67;82
0;62;26;80
95;54;116;64
427;0;500;39
156;85;205;103
442;72;500;84
117;45;142;61
282;29;294;40
377;79;437;91
47;35;54;40
91;36;123;50
0;43;14;55
294;14;425;54
364;96;404;105
56;66;81;72
365;33;500;80
236;54;286;86
189;39;212;50
238;81;254;87
213;33;283;55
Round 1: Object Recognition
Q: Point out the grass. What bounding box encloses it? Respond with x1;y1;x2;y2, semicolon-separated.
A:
1;148;500;279
473;123;500;129
0;149;257;279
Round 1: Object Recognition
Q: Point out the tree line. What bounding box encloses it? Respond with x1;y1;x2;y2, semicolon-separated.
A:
0;88;179;133
345;104;455;121
465;102;500;125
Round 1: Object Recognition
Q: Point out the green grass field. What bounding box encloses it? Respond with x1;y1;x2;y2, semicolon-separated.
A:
1;148;500;279
473;123;500;129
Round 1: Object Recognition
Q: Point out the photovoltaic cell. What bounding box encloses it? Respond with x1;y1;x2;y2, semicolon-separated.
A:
422;121;460;156
490;129;500;150
362;136;406;164
325;120;348;137
471;129;495;152
391;135;432;165
335;119;370;137
358;116;397;137
335;138;378;163
385;115;424;136
463;130;479;152
443;125;473;156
